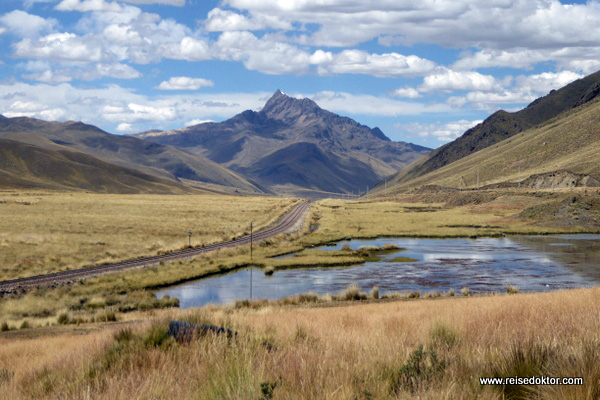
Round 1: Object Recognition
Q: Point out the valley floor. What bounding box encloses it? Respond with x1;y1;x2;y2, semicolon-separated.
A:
0;188;599;399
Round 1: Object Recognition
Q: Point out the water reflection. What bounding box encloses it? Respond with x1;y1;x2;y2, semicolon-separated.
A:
156;234;600;309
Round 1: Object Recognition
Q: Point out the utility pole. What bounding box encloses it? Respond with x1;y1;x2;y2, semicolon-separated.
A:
477;169;480;190
518;165;521;188
250;221;253;299
188;230;192;248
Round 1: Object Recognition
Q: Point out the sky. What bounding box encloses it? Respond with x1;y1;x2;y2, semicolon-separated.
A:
0;0;599;148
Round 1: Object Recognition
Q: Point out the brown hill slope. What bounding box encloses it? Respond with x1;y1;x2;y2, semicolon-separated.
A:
135;90;431;197
0;117;265;194
0;139;192;194
394;70;600;184
371;98;600;194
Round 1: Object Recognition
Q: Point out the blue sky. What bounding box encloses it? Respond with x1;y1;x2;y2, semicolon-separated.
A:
0;0;598;148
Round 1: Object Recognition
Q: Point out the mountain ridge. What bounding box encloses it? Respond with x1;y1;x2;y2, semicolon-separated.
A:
393;70;600;184
0;138;192;194
370;96;600;195
0;116;265;194
135;90;431;197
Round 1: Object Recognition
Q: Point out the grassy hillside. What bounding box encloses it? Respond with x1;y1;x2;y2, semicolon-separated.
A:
394;70;600;183
375;98;600;193
0;139;190;194
0;117;264;194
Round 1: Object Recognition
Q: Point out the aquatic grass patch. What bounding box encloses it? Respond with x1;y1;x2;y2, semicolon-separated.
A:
385;256;419;263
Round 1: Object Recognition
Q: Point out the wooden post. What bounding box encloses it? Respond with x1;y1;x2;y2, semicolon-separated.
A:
250;221;253;299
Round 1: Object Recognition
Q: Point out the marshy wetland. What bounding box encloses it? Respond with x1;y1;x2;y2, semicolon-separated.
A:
157;234;600;308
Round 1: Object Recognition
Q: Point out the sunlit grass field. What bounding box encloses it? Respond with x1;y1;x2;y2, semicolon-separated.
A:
302;193;592;247
1;286;598;399
0;191;296;281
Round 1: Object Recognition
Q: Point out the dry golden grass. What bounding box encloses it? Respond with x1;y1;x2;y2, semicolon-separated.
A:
301;196;585;247
378;98;600;192
1;287;598;399
0;191;295;280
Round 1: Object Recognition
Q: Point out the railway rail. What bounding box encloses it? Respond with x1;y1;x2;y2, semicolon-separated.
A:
0;200;310;293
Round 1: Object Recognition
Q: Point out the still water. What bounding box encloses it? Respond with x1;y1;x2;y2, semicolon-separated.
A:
156;234;600;309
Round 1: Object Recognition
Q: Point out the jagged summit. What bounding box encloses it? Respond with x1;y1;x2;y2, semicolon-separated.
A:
134;90;431;197
261;90;321;121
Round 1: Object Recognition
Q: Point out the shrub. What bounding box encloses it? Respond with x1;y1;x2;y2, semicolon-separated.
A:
0;321;9;332
114;328;134;344
489;342;555;400
408;291;421;299
0;369;14;384
95;310;117;323
341;284;367;301
428;322;460;349
143;323;173;348
259;381;278;400
446;289;456;297
371;286;380;299
506;285;520;294
390;345;447;394
297;292;319;303
57;312;70;325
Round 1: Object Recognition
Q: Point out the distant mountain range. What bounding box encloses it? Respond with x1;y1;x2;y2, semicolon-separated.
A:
372;69;600;195
134;90;431;197
0;92;430;197
0;138;191;194
0;116;264;195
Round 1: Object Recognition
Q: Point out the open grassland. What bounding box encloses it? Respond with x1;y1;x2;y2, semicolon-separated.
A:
0;287;599;399
301;191;599;247
1;188;597;324
0;191;296;281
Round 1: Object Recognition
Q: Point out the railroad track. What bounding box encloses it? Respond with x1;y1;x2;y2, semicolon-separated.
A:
0;200;310;292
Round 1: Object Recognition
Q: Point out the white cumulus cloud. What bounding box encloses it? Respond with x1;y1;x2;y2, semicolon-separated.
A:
23;63;141;83
0;10;58;38
55;0;122;12
205;8;263;31
390;87;422;99
157;77;214;90
120;0;185;5
115;122;135;132
395;119;483;142
320;50;436;78
420;69;500;93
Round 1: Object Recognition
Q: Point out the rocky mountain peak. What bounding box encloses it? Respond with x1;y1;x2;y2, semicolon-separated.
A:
261;90;321;121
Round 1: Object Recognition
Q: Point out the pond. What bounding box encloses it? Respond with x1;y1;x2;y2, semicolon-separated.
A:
156;234;600;309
